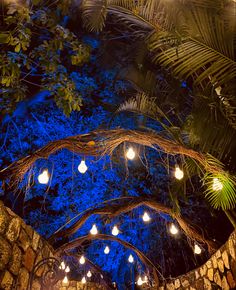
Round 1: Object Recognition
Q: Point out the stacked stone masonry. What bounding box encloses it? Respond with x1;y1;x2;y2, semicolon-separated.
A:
0;201;236;289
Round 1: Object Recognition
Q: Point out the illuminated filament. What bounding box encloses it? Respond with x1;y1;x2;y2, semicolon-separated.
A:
79;255;85;265
174;166;184;180
104;246;110;254
38;169;49;184
126;147;135;160
194;243;202;255
128;254;134;263
112;225;119;236
90;224;98;235
78;160;88;174
169;223;178;235
142;212;151;222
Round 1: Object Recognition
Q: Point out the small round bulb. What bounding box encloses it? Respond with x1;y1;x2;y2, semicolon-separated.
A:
137;276;143;286
60;261;65;270
65;266;70;273
212;178;223;191
169;223;178;235
79;255;85;264
128;254;134;263
90;224;98;235
104;246;110;254
87;270;92;278
81;276;86;284
174;166;184;180
78;160;88;174
142;212;151;222
126;147;135;160
62;276;68;284
38;169;49;184
112;225;119;236
194;243;202;254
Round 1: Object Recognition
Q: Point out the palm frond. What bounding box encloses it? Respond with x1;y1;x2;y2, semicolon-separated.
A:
81;0;108;32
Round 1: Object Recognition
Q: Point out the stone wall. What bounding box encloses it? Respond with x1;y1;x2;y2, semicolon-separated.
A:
159;231;236;290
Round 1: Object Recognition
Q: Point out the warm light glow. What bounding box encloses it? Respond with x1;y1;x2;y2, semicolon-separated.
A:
87;270;92;278
112;225;119;236
128;254;134;263
62;276;68;284
126;147;135;160
212;178;223;191
104;246;110;254
38;169;49;184
100;274;104;279
78;160;88;174
60;261;65;270
142;212;151;222
79;255;85;264
65;266;70;273
194;243;202;255
81;276;86;284
169;223;178;235
144;276;148;282
137;276;143;286
90;224;98;235
174;166;184;180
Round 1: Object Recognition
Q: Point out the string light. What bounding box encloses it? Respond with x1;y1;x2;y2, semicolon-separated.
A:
100;274;104;279
87;270;92;278
112;225;119;236
65;266;70;273
90;224;98;235
169;223;178;235
137;276;143;286
79;255;85;264
81;276;86;284
174;166;184;180
126;147;135;160
59;261;65;270
78;160;88;174
128;254;134;263
212;178;223;191
62;276;68;284
104;246;110;254
38;169;49;184
194;243;202;255
142;212;151;222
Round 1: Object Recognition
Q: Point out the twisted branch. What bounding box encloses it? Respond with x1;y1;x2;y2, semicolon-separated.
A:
0;129;223;187
49;197;217;253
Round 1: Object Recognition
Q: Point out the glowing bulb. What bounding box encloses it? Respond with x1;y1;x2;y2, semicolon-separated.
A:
174;166;184;180
112;225;119;236
144;276;148;282
212;178;223;191
65;266;70;273
194;243;202;255
126;147;135;160
78;160;88;174
79;255;85;264
128;254;134;263
38;169;49;184
104;246;110;254
100;274;103;279
137;276;143;286
60;261;65;270
142;212;151;222
62;276;68;284
169;223;178;235
81;276;86;284
90;224;98;235
87;270;92;278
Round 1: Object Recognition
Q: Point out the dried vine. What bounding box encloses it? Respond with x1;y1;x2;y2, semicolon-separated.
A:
0;129;224;187
49;197;217;253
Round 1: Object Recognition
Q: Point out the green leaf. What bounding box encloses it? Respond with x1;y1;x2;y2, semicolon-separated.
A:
15;43;21;52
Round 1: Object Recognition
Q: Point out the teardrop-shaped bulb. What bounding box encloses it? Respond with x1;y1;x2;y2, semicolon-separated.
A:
126;147;135;160
112;225;119;236
128;254;134;263
79;255;85;264
38;169;49;184
87;270;92;278
142;212;151;222
104;246;110;254
78;160;88;174
90;224;98;235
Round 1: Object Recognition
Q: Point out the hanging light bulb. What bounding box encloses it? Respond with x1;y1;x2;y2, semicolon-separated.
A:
194;243;202;255
62;276;68;284
126;147;135;160
169;223;178;235
142;212;151;222
100;274;104;279
128;254;134;263
38;169;49;184
212;178;223;191
112;225;119;236
104;246;110;254
174;166;184;180
137;276;143;286
87;270;92;278
79;255;85;265
65;266;70;273
78;160;88;174
144;276;148;283
59;261;65;270
90;224;98;235
81;276;86;284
